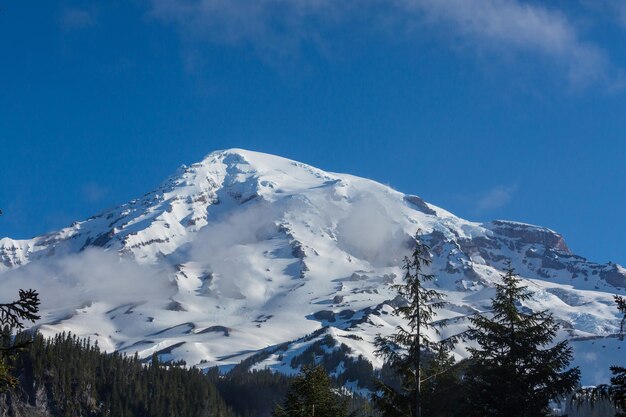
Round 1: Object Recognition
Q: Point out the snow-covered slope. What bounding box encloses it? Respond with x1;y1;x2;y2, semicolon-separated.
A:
1;149;624;385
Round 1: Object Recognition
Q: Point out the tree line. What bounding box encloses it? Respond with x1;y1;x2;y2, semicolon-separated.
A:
1;331;235;417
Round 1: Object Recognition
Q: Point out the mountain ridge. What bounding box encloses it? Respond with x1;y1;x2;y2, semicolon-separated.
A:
1;148;624;385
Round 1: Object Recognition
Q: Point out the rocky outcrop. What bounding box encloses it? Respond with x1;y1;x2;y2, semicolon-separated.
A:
403;195;437;216
487;220;570;253
0;386;53;417
600;264;626;288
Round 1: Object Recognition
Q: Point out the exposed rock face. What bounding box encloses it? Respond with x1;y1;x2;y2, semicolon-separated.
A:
488;220;570;253
403;195;437;216
0;387;52;417
600;264;626;288
424;219;626;291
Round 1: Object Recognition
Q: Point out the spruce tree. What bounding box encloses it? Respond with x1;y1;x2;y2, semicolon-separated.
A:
372;232;447;417
463;265;580;417
271;365;350;417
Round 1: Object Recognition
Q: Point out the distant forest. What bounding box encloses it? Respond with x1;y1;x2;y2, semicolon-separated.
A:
0;332;372;417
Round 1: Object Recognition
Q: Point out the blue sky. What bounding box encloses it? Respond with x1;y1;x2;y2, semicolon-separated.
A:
0;0;625;265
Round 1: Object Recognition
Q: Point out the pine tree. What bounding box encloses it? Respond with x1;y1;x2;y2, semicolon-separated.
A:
372;232;448;417
463;265;580;417
271;365;350;417
0;288;40;391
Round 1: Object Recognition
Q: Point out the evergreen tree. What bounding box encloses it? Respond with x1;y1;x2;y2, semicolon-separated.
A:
0;288;40;391
420;344;465;417
272;365;350;417
6;332;236;417
463;266;580;417
372;232;448;417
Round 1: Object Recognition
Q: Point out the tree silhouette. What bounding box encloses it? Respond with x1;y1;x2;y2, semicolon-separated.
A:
0;289;40;390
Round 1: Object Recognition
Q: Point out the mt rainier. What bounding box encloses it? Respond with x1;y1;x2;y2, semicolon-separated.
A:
1;149;624;385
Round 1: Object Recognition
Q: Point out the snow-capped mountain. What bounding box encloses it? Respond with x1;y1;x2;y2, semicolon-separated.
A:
1;149;624;385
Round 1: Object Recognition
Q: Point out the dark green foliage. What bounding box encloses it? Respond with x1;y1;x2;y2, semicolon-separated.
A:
419;345;466;417
209;368;291;417
207;328;375;416
0;289;40;391
7;332;235;417
374;345;464;417
372;232;450;417
463;266;580;417
271;365;351;417
209;363;375;417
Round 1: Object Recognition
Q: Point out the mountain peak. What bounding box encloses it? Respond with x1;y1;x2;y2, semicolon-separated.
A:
1;149;624;386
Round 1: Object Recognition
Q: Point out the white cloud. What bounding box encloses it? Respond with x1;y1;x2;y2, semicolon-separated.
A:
148;0;613;87
475;185;517;213
336;194;406;266
409;0;608;86
188;202;284;303
0;248;176;312
148;0;347;58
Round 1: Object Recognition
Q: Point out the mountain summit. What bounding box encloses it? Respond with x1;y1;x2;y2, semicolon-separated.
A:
1;149;624;384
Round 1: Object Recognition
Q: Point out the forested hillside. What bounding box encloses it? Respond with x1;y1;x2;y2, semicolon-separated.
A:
1;333;234;417
0;333;370;417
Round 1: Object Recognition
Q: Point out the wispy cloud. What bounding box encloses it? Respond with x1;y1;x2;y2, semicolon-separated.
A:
148;0;347;59
410;0;608;86
60;7;96;30
0;249;175;311
147;0;614;87
475;185;517;214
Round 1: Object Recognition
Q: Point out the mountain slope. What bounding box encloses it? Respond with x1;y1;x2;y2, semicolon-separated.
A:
1;149;624;385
